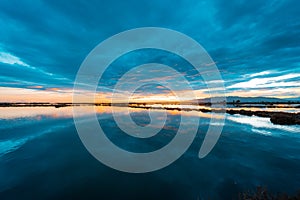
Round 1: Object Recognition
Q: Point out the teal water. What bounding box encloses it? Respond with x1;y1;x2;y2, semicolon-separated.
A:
0;107;300;199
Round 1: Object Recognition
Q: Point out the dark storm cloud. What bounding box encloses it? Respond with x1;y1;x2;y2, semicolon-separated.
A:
0;0;299;95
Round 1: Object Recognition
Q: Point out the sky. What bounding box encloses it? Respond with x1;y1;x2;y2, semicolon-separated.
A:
0;0;300;102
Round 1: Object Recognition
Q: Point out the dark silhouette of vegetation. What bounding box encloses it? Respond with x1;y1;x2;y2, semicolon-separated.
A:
129;104;300;125
1;102;299;125
239;187;300;200
233;100;241;107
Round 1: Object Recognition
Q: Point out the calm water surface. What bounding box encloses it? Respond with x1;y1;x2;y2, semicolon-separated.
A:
0;106;300;199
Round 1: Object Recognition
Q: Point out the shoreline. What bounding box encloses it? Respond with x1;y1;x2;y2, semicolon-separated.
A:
0;102;299;126
128;105;300;126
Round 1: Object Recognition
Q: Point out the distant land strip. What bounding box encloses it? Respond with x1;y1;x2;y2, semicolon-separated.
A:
0;102;299;126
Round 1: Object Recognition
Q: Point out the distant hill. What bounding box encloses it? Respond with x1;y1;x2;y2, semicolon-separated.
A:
196;96;300;103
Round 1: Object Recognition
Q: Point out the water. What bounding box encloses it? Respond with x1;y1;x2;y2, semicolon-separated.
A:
0;106;300;199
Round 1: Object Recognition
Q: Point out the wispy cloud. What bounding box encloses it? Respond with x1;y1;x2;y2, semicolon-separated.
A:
244;70;273;78
228;73;300;89
0;51;29;67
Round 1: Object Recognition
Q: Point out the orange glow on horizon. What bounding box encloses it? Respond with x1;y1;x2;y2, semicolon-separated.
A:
0;86;299;103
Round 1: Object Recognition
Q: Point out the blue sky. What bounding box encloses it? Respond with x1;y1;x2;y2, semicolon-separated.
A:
0;0;300;102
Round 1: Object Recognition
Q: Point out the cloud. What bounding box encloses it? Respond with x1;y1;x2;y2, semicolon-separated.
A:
228;73;300;89
245;70;273;78
27;85;43;89
0;0;300;101
0;51;29;67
